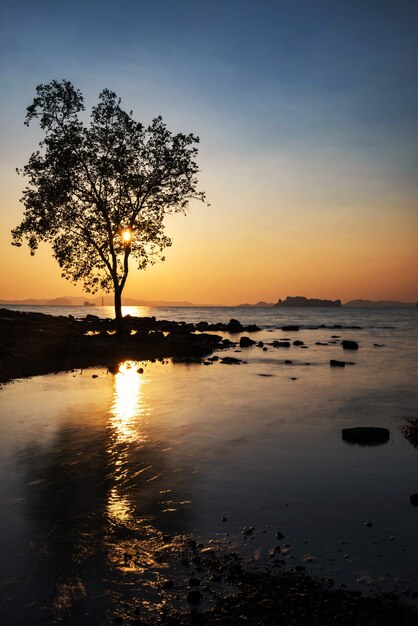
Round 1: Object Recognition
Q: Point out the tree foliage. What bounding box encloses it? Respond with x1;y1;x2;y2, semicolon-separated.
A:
12;79;205;320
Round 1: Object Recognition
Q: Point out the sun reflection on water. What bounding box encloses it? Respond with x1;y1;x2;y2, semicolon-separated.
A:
107;487;132;523
107;360;149;526
110;361;147;445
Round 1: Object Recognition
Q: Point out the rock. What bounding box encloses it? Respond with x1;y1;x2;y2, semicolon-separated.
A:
364;522;373;527
272;341;290;348
293;340;304;346
342;340;359;350
262;347;267;351
239;336;255;348
85;314;100;322
257;341;264;347
315;342;328;345
242;526;255;535
92;374;98;378
221;356;244;365
342;427;390;446
195;321;209;331
284;360;293;364
226;319;243;333
410;494;418;507
330;360;346;367
245;324;261;332
282;325;299;331
374;343;384;347
277;531;285;540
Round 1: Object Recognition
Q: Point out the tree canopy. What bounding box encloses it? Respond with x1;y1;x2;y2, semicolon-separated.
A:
12;79;205;323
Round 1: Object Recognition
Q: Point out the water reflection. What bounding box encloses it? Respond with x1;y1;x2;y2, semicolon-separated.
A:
109;361;148;445
6;362;195;624
107;361;146;527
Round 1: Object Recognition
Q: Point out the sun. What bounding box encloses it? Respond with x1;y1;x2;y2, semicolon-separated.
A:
121;229;132;244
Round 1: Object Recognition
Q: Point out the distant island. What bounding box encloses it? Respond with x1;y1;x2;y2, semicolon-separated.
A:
343;299;416;308
237;301;274;308
274;296;341;308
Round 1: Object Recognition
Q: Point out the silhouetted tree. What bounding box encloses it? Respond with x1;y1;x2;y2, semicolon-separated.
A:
12;80;205;327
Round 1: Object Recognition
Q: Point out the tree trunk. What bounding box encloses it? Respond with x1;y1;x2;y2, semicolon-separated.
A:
114;286;123;334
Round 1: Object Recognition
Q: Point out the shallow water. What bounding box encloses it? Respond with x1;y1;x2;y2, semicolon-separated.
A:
0;309;417;623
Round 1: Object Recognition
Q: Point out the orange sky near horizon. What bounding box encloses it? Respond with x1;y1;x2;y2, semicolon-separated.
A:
1;150;417;305
1;2;418;307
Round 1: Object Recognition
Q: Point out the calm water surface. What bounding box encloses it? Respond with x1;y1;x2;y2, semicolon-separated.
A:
0;307;417;623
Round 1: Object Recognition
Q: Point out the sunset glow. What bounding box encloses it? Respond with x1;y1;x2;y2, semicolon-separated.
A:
0;1;416;305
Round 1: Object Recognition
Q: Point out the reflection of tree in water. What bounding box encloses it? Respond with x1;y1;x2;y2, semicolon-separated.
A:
16;362;196;624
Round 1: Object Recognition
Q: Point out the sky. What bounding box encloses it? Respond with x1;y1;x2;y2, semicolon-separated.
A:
0;0;417;305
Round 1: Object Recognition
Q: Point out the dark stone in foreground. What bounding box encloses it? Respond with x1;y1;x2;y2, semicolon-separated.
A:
410;494;418;507
342;427;390;446
342;340;359;350
282;325;299;331
330;359;346;367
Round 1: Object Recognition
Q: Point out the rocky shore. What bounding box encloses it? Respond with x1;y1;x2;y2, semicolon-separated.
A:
0;308;260;383
97;530;418;626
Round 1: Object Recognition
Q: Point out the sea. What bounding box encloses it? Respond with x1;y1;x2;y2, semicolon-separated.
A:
0;305;417;623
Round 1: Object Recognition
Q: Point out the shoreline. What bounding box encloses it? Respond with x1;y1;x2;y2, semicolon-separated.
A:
0;308;260;384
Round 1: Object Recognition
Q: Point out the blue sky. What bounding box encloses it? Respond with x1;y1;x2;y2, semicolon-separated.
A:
0;0;417;302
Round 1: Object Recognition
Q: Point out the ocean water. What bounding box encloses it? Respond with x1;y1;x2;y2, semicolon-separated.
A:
0;306;417;623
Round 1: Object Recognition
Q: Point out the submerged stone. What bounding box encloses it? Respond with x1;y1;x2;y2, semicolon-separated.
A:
342;427;390;446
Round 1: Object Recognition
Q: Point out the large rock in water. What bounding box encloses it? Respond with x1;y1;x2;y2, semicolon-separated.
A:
226;319;243;333
239;336;255;347
342;427;390;446
342;340;358;350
